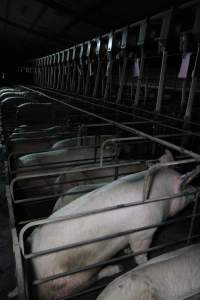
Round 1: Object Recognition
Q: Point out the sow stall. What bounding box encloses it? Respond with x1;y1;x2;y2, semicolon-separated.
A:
22;0;200;125
2;0;200;299
1;87;200;300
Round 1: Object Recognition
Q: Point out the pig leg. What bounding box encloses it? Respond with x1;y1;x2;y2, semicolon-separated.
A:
128;236;152;265
8;287;18;299
97;265;123;281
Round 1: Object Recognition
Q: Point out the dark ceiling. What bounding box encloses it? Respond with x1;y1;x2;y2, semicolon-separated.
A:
0;0;190;66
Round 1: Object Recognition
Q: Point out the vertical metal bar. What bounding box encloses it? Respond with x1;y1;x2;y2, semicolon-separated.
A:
76;45;83;94
184;45;200;123
84;42;91;95
104;56;113;100
187;191;200;244
66;51;70;91
60;51;65;90
53;54;58;89
70;47;76;92
134;47;145;106
56;53;61;90
155;49;168;113
43;57;47;88
50;55;54;88
84;58;91;95
76;59;82;94
93;58;101;97
116;55;128;103
180;79;187;113
46;57;50;88
144;80;149;106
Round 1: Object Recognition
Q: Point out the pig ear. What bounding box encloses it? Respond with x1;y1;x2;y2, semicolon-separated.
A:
159;149;174;163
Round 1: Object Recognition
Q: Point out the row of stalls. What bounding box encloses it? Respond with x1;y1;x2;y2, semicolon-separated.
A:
0;82;200;299
20;0;200;123
1;0;200;299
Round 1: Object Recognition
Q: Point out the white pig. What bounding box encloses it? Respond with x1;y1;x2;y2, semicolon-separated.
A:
52;135;114;150
27;150;196;299
96;243;200;300
52;182;106;212
16;144;118;196
18;144;116;171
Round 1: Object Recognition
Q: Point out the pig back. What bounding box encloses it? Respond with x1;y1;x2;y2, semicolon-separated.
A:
97;244;200;300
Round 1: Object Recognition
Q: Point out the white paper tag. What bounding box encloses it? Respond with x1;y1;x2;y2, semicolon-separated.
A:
133;58;140;77
178;52;192;79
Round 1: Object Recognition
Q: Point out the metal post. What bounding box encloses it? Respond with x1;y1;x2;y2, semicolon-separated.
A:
134;47;145;106
180;78;187;113
116;54;128;104
184;44;200;123
92;38;101;97
70;47;76;92
56;52;61;90
155;49;168;112
92;57;101;97
60;51;65;90
65;50;70;91
104;55;113;100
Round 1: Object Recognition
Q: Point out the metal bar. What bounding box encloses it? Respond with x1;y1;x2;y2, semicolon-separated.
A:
23;209;199;262
20;86;200;160
184;44;200;122
26;84;200;140
24;84;200;129
155;49;168;113
181;79;187;113
134;48;145;106
32;233;200;300
18;159;197;255
92;58;101;97
10;133;188;175
187;191;200;244
10;160;148;200
116;55;128;103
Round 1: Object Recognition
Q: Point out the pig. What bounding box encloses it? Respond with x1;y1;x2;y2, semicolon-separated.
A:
52;135;115;150
0;89;19;97
96;243;200;300
51;137;86;149
17;143;117;173
9;125;71;154
53;158;146;196
0;92;29;102
53;160;147;211
10;125;67;139
16;143;118;197
27;150;196;300
52;183;106;212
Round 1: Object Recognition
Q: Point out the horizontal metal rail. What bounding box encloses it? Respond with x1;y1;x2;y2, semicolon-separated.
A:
10;160;148;200
20;86;200;160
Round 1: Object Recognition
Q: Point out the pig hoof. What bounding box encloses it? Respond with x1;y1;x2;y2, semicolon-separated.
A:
8;287;18;298
124;247;132;255
97;265;124;280
135;254;148;265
